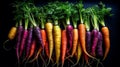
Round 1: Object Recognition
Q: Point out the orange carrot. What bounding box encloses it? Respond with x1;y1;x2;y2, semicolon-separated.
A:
41;30;47;47
71;29;78;57
61;30;67;67
101;26;110;61
78;23;96;59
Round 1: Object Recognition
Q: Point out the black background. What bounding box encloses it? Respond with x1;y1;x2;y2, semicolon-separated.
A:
0;0;120;67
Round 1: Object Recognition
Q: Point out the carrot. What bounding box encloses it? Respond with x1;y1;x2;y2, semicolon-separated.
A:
61;30;67;67
84;10;91;65
71;29;78;57
76;2;96;59
16;24;23;61
3;26;17;51
78;23;96;59
66;24;73;53
33;26;44;54
30;29;47;63
8;26;17;40
101;26;110;61
97;2;112;60
84;31;91;65
91;29;99;57
41;30;47;49
72;41;82;67
96;31;103;58
19;19;29;57
45;22;53;65
27;5;44;55
27;39;36;60
70;5;79;57
31;29;47;62
25;26;33;59
53;25;61;67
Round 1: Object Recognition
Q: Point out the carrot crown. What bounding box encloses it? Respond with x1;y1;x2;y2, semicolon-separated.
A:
83;8;91;31
97;2;112;26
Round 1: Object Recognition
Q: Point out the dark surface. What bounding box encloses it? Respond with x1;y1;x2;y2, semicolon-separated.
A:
0;0;119;67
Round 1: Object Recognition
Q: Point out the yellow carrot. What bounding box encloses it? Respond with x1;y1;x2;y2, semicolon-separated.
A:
53;25;61;67
45;22;53;66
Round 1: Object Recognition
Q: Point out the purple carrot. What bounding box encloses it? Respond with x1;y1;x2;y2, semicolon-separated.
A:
16;25;23;60
33;26;44;54
86;31;91;53
96;31;103;57
19;29;28;57
26;27;33;58
91;29;99;56
66;25;73;53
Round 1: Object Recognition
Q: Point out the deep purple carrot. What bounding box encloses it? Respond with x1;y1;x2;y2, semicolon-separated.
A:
33;26;44;54
16;25;23;60
66;25;73;53
91;29;99;56
96;31;103;57
86;31;91;53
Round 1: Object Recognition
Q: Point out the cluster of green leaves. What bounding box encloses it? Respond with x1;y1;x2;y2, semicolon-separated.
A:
13;1;112;28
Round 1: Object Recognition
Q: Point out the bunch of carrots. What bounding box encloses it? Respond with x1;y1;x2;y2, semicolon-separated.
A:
3;1;112;67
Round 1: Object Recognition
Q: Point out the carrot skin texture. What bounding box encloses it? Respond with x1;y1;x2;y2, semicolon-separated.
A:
61;30;67;67
101;26;110;60
20;29;28;57
91;29;99;57
66;25;73;53
53;26;61;65
96;31;103;57
16;26;23;60
41;30;47;48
